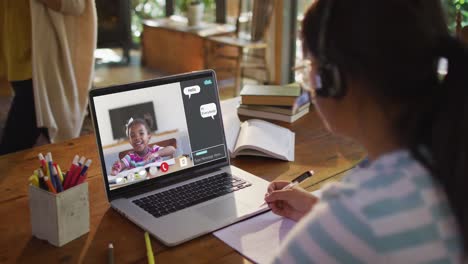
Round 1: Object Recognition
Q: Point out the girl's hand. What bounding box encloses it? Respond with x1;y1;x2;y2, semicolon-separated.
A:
144;152;160;163
111;161;122;176
264;181;319;221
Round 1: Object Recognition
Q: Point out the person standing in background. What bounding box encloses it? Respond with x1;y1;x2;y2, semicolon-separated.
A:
0;0;97;155
0;0;39;154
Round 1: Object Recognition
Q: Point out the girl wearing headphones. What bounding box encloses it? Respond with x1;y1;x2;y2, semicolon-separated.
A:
264;0;467;262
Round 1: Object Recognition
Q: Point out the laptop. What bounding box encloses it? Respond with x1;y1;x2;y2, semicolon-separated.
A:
89;70;270;246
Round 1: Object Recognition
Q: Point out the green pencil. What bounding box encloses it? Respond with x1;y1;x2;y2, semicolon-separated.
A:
144;232;155;264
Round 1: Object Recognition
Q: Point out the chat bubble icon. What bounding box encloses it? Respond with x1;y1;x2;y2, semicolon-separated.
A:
183;85;201;99
200;103;217;120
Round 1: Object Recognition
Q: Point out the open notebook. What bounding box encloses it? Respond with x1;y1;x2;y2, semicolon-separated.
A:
213;189;322;263
221;98;295;161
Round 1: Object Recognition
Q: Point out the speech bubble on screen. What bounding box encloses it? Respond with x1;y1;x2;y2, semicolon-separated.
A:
183;85;201;99
200;103;217;120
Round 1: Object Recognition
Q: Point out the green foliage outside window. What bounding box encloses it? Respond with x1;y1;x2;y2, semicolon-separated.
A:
442;0;468;32
131;0;166;43
130;0;215;44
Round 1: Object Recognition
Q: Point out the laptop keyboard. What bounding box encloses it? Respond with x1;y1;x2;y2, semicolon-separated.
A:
132;172;252;218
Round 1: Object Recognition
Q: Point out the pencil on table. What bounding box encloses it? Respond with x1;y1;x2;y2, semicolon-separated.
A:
108;243;114;264
144;232;155;264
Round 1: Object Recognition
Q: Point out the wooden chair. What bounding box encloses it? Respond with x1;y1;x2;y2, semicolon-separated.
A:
207;0;275;95
118;138;177;160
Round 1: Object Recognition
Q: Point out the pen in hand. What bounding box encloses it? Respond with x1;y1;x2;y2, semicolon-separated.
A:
260;170;315;207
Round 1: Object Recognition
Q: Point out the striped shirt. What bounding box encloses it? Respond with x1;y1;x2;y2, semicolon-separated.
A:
271;150;462;263
121;145;161;168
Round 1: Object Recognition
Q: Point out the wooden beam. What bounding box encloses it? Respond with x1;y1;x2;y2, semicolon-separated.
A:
215;0;226;23
273;0;284;84
272;0;296;85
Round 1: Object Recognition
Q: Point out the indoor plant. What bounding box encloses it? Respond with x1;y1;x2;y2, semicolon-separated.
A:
185;0;204;26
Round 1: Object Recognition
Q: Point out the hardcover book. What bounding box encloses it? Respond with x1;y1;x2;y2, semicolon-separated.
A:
237;105;309;123
240;83;301;106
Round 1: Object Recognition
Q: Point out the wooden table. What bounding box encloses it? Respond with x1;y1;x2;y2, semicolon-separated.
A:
0;108;366;263
141;16;235;74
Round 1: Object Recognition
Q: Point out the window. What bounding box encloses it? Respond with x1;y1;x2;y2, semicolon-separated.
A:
442;0;468;32
132;0;166;42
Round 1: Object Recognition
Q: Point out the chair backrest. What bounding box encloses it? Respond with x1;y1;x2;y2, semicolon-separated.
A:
118;138;177;160
234;0;274;42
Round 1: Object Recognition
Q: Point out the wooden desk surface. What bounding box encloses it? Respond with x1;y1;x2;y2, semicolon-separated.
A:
0;108;366;263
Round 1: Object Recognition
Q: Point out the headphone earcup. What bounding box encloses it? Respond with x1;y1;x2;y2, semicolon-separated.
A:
316;63;345;98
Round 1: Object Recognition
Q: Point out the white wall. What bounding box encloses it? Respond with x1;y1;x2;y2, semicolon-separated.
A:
93;82;189;147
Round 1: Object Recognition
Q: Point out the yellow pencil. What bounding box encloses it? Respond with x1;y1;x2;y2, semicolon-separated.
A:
56;164;64;182
144;232;155;264
29;175;39;187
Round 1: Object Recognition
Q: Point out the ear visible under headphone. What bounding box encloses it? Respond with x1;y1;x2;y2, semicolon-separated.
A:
315;0;346;98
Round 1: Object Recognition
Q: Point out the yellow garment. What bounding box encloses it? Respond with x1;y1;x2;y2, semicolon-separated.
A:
0;0;32;81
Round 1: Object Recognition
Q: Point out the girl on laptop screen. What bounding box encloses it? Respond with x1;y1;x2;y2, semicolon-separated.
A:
111;118;176;176
264;0;468;262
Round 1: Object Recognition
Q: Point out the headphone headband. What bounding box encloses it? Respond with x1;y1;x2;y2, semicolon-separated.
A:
318;0;333;64
315;0;346;98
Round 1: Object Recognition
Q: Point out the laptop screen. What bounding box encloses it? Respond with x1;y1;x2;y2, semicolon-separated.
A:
89;71;229;198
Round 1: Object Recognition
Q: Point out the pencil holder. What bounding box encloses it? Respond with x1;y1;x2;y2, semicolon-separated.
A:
28;182;90;247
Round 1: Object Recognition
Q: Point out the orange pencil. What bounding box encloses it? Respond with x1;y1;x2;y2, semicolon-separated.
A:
44;176;57;194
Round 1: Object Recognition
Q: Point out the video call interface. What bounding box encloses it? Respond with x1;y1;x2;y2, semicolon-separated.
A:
93;77;227;190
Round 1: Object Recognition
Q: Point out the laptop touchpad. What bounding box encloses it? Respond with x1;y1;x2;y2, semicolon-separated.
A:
197;197;250;221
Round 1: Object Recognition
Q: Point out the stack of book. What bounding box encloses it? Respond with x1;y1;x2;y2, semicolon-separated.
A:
238;83;310;123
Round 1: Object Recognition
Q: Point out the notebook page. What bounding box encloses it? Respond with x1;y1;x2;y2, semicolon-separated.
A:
213;190;322;263
221;97;242;154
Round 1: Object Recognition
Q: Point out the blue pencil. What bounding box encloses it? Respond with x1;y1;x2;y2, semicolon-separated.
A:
52;166;63;192
46;153;58;189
